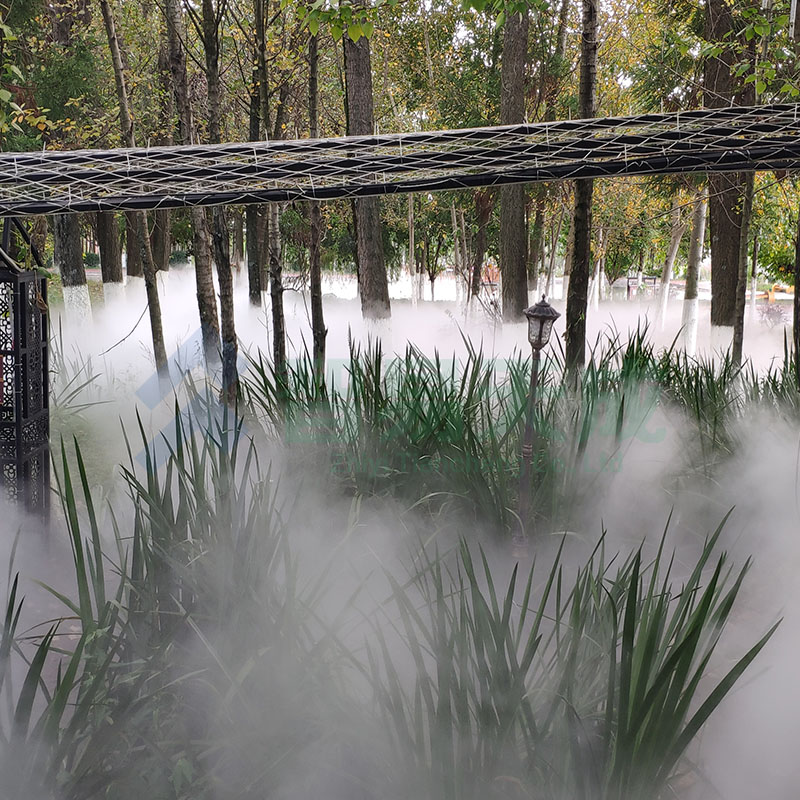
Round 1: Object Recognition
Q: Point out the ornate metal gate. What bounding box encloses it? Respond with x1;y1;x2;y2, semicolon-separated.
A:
0;265;49;517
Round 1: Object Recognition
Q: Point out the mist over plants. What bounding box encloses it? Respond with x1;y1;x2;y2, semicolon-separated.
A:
3;0;800;795
0;293;796;799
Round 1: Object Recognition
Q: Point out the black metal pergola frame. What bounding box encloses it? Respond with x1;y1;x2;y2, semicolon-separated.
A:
0;103;798;216
0;102;798;518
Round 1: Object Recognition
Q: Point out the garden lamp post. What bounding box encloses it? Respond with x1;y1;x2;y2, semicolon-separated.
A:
513;295;560;558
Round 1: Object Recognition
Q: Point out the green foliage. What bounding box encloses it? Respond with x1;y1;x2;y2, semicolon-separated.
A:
82;251;100;269
0;394;776;799
369;524;776;800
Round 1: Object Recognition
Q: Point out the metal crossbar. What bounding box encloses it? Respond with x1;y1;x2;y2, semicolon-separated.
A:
0;103;798;216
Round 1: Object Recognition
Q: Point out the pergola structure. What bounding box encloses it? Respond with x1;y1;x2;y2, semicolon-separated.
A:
0;102;797;515
0;103;798;216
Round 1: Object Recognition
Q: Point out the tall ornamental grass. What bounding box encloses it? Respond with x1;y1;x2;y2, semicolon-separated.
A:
0;399;778;799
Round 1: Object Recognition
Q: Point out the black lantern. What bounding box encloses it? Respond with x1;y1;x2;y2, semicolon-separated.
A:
524;295;561;350
0;265;49;518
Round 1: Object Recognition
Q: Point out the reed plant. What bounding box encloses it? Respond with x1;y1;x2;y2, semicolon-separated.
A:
0;331;791;798
244;331;800;537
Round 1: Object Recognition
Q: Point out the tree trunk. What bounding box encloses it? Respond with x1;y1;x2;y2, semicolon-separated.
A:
681;187;708;356
408;194;415;277
246;75;263;307
565;0;597;369
308;32;326;379
499;10;529;321
731;172;755;365
748;232;759;320
125;211;143;278
151;211;171;273
343;20;391;319
794;206;800;388
202;0;238;399
451;201;462;288
151;41;173;275
99;0;166;373
546;203;566;298
471;189;493;300
704;0;742;351
54;214;92;321
96;211;124;303
232;209;244;270
529;193;545;292
658;198;688;328
165;0;220;363
268;203;287;388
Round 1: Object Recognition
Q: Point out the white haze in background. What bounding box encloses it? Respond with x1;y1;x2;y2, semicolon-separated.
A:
14;267;800;798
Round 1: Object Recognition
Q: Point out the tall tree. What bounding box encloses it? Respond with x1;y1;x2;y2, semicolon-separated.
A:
565;0;597;369
150;40;173;275
704;0;743;348
164;0;221;365
245;76;264;307
99;0;167;374
308;32;327;378
794;196;800;388
343;16;391;319
499;9;530;321
199;0;238;402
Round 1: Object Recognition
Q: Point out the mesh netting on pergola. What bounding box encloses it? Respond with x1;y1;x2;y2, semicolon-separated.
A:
1;103;799;216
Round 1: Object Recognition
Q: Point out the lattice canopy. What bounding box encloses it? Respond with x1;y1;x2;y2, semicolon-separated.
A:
1;104;799;216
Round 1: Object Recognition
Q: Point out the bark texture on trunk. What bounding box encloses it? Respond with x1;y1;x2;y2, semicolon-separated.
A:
343;22;391;319
565;0;597;369
499;10;529;321
97;211;123;285
165;0;220;363
54;214;85;288
125;214;143;279
704;0;744;332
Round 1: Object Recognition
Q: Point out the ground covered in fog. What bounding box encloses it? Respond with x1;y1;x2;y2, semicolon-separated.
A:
2;271;799;800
